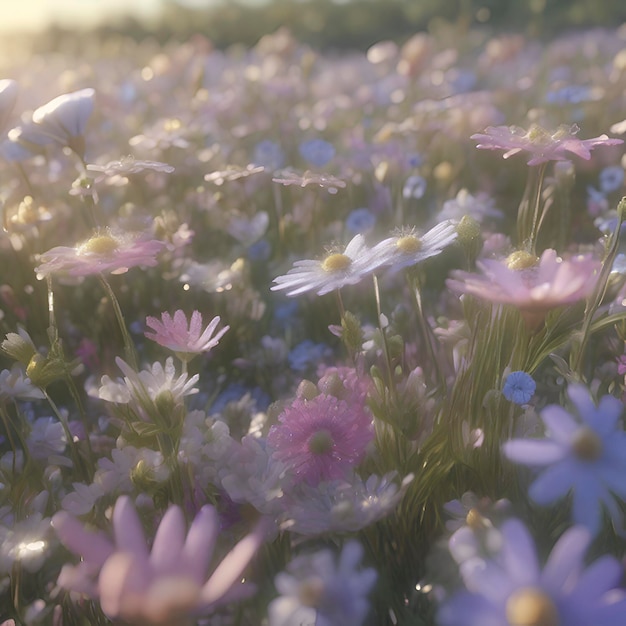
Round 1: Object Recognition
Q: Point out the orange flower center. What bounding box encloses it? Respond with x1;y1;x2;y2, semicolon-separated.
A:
505;587;559;626
571;427;603;461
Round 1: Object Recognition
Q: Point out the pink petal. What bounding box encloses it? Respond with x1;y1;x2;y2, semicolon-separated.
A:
150;506;186;574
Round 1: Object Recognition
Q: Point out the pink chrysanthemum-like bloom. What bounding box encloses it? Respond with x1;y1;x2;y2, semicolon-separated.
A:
267;392;374;486
52;495;267;625
35;231;165;278
471;123;623;166
447;249;600;327
145;310;229;359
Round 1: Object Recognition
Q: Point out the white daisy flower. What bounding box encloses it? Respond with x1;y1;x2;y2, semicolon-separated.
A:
370;219;458;271
271;234;385;297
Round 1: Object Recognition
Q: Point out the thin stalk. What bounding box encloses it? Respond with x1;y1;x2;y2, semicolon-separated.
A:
372;274;397;402
528;163;548;253
44;390;91;482
407;272;447;393
99;275;138;370
0;403;30;475
572;198;626;376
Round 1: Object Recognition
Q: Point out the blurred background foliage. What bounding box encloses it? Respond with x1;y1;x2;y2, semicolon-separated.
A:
26;0;626;53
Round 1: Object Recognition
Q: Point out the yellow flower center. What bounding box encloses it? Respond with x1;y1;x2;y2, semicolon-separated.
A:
465;507;487;530
163;118;182;132
298;577;325;607
526;124;551;144
571;427;603;461
396;235;422;254
79;235;119;256
505;587;559;626
321;253;352;272
505;250;539;270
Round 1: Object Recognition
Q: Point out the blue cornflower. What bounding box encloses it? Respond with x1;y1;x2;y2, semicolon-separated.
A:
402;174;426;200
253;139;285;171
247;238;271;262
439;518;626;626
298;138;335;167
599;165;624;194
503;384;626;535
346;207;377;235
545;84;596;105
288;340;331;372
502;371;535;405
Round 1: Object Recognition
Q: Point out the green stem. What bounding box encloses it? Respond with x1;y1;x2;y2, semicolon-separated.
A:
44;390;91;482
528;163;547;253
99;275;138;370
0;402;30;475
407;271;447;392
572;197;626;377
372;274;397;401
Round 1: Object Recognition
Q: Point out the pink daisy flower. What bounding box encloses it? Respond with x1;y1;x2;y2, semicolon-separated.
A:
267;392;373;486
144;310;229;360
447;249;601;328
35;230;165;278
471;123;622;166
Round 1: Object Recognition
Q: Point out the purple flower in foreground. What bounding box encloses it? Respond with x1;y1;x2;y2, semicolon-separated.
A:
35;230;165;278
471;123;622;166
503;384;626;534
439;519;626;626
268;541;377;626
52;496;268;624
144;310;229;361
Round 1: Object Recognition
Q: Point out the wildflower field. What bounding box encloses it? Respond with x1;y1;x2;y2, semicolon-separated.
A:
2;17;626;626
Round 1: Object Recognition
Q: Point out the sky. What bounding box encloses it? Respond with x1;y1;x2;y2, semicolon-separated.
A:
0;0;260;33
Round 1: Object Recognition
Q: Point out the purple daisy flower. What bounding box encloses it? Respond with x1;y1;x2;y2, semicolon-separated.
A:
267;392;373;486
439;519;626;626
52;496;269;624
503;384;626;535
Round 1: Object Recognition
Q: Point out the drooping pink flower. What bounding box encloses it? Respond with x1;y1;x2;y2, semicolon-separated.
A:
267;391;373;486
144;310;229;360
471;123;623;166
447;249;601;327
35;230;165;278
52;495;268;624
